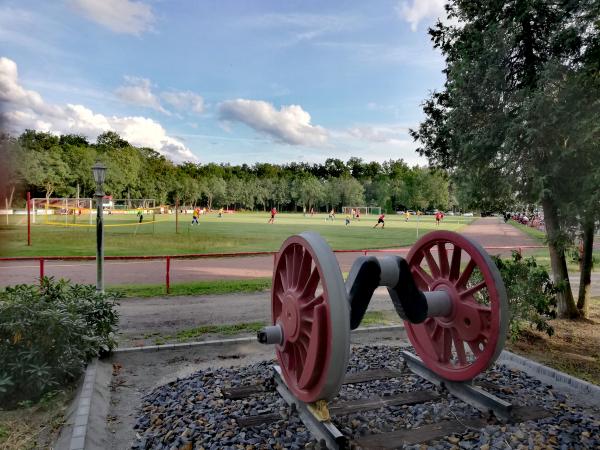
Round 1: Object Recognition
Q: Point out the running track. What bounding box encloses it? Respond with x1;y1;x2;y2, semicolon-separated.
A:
1;218;596;295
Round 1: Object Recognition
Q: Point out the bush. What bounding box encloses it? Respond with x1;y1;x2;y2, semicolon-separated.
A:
0;278;120;407
493;252;557;341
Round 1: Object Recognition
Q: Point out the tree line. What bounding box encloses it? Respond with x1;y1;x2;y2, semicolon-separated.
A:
1;130;451;213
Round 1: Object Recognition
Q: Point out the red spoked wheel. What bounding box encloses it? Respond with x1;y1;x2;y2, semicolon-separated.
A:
405;231;509;381
272;232;350;402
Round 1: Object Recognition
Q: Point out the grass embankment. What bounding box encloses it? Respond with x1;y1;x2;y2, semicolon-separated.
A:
146;310;401;345
508;220;547;242
507;220;599;272
108;278;271;298
508;297;600;386
0;389;74;450
0;212;473;258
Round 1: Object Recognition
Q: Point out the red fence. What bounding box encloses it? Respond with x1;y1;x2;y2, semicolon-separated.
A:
0;245;546;293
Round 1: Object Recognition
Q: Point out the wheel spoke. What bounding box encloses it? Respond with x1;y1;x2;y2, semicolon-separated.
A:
449;244;462;281
451;329;468;365
276;268;287;293
301;267;320;299
411;265;434;290
437;243;449;278
285;251;293;290
441;328;452;362
467;340;483;356
455;259;476;289
291;245;300;289
273;291;283;314
459;281;486;299
424;248;441;278
298;303;327;389
296;249;313;291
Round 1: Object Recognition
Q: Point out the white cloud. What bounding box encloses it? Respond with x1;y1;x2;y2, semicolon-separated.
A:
161;91;204;114
218;99;328;147
346;124;411;144
396;0;448;31
0;57;196;162
115;76;170;114
69;0;154;36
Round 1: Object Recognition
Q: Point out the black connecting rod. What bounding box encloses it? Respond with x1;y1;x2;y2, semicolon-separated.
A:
346;255;429;329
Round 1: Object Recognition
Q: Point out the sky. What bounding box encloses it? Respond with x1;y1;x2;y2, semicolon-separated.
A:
0;0;451;165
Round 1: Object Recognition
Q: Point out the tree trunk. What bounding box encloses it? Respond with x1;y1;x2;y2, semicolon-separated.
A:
541;197;579;318
577;216;595;318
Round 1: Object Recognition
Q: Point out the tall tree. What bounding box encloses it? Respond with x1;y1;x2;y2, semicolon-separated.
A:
410;0;599;318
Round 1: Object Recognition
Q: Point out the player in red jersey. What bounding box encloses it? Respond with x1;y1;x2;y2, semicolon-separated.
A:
268;207;277;224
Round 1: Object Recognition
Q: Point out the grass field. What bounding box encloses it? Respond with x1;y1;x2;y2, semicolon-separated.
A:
0;212;473;257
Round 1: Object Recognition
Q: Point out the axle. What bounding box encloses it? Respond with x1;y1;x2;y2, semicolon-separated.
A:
258;255;453;345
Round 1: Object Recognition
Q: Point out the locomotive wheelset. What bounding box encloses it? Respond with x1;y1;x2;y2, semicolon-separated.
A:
258;230;509;404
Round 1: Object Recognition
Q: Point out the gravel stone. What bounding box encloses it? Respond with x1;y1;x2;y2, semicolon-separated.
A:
131;345;600;449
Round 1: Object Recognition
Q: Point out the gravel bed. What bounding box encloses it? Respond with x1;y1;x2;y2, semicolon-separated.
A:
131;345;600;449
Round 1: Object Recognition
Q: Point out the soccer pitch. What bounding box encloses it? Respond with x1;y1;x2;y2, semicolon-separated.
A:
0;212;473;257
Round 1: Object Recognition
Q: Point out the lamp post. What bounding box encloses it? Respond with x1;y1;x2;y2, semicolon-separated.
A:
92;162;107;293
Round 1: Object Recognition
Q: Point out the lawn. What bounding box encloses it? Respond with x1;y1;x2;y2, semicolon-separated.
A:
0;212;473;257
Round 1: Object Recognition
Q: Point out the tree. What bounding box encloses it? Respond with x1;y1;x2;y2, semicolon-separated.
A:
96;131;129;149
410;0;600;318
292;176;324;210
336;176;365;207
204;176;226;210
363;178;390;209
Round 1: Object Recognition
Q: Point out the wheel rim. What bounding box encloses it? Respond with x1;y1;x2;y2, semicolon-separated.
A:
405;231;509;381
272;232;350;402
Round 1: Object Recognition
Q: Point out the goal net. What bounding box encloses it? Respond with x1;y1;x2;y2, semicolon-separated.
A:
342;206;381;216
31;197;162;233
31;197;94;224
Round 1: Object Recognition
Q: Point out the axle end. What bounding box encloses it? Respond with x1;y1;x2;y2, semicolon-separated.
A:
257;325;284;345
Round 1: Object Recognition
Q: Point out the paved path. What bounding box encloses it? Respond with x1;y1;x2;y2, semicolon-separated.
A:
0;217;542;287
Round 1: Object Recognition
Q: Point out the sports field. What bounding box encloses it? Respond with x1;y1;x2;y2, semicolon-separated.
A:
0;212;473;257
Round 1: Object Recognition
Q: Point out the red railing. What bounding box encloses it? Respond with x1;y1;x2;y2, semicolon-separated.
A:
0;245;546;293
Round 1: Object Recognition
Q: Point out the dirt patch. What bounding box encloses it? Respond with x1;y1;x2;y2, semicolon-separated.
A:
508;297;600;386
0;389;75;450
116;289;398;347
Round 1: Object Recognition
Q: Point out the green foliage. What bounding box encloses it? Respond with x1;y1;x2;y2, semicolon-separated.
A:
5;129;452;213
494;252;557;341
0;278;120;407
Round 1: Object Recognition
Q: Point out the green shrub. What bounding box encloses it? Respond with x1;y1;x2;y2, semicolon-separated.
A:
493;252;557;341
0;278;120;408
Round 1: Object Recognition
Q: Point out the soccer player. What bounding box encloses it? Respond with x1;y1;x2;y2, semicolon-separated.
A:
405;211;410;222
435;211;444;226
218;208;224;218
268;207;277;224
192;207;200;225
345;213;351;226
373;213;385;228
355;209;360;221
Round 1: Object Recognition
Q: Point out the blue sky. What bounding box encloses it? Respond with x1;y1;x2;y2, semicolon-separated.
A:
0;0;450;165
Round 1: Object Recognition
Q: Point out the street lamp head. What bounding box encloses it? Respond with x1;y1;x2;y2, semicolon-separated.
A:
92;161;107;187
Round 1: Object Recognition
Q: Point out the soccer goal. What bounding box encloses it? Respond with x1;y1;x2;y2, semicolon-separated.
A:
31;197;94;224
342;206;382;216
